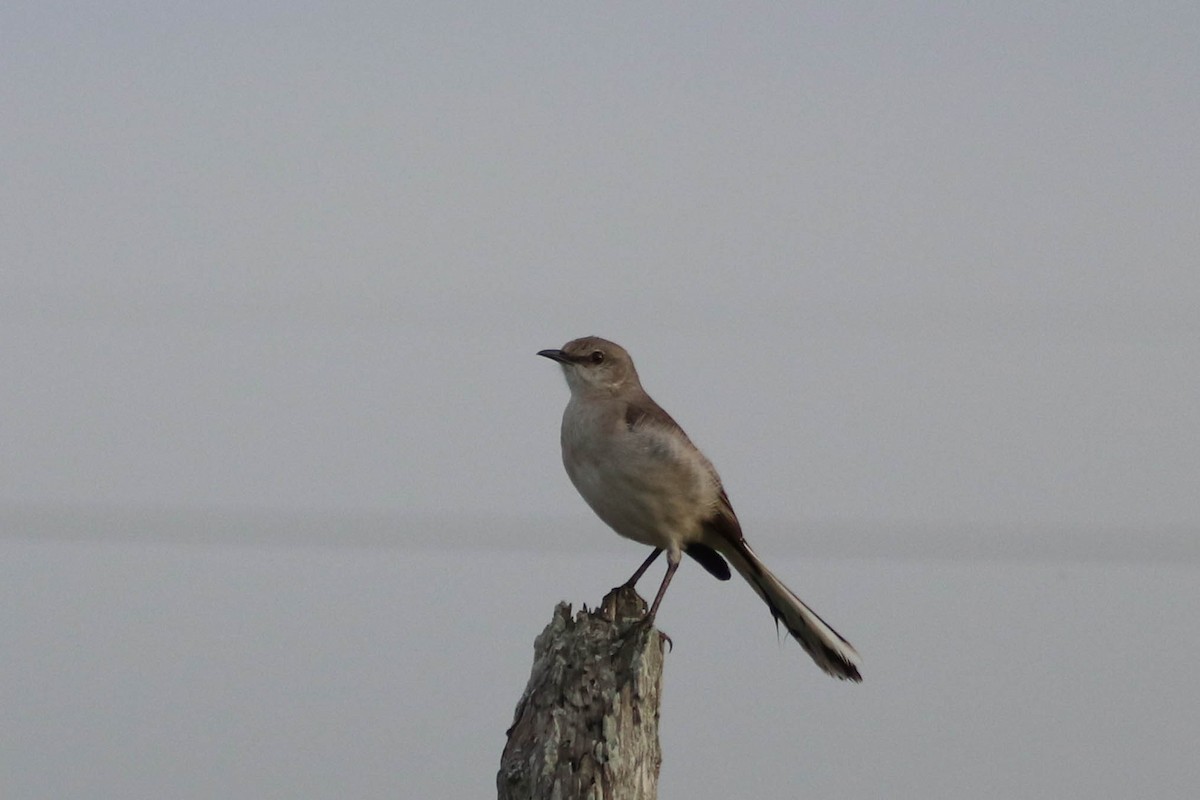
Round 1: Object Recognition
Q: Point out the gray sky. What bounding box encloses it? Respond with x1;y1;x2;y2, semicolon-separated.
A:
5;2;1199;531
4;6;1200;799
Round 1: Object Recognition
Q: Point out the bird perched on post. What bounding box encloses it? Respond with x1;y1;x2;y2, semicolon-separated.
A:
538;336;861;682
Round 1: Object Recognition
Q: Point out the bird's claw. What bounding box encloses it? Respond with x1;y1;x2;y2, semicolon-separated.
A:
623;614;672;652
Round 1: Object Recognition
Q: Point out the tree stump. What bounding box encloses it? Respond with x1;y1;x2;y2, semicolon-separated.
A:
497;585;666;800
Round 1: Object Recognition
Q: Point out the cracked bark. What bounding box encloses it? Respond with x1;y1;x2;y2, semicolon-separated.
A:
497;585;665;800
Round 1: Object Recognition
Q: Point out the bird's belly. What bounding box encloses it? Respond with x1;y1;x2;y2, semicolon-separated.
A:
564;443;713;550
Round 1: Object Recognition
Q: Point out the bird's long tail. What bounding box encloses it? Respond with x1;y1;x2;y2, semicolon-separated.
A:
721;540;862;682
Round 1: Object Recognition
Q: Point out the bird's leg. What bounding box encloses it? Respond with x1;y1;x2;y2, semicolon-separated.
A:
645;550;681;624
621;548;663;589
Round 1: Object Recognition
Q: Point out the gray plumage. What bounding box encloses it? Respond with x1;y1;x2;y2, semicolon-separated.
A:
538;336;862;682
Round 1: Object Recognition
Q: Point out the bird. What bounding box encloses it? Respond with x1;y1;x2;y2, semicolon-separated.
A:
537;336;861;681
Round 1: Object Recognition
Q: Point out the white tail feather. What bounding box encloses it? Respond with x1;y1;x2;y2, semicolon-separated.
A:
721;541;862;681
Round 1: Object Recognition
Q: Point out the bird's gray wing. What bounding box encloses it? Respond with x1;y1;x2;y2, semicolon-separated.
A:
625;390;733;581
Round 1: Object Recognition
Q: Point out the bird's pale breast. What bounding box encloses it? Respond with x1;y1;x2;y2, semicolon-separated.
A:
561;397;719;550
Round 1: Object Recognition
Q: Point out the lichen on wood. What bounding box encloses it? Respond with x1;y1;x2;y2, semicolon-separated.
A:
497;585;665;800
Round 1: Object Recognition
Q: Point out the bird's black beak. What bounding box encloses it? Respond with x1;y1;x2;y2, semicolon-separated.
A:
537;349;572;364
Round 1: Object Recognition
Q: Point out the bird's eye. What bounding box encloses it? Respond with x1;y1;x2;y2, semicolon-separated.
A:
589;350;605;364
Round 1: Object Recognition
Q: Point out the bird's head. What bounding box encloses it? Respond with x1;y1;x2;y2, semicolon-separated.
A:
537;336;640;395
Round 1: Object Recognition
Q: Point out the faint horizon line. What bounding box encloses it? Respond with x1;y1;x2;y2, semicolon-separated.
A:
1;503;1196;564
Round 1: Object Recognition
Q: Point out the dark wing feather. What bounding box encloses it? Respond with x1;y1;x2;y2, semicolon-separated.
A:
702;487;766;581
685;542;731;580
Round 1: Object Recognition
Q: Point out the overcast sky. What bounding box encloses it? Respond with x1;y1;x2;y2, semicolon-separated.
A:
5;6;1200;799
4;2;1198;534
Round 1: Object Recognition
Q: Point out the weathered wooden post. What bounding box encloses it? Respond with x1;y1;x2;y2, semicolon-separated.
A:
497;585;666;800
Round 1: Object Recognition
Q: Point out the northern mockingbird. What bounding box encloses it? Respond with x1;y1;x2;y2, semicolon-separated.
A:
538;336;862;682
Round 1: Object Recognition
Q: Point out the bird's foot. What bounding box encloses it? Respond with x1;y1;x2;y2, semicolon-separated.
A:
624;614;672;652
